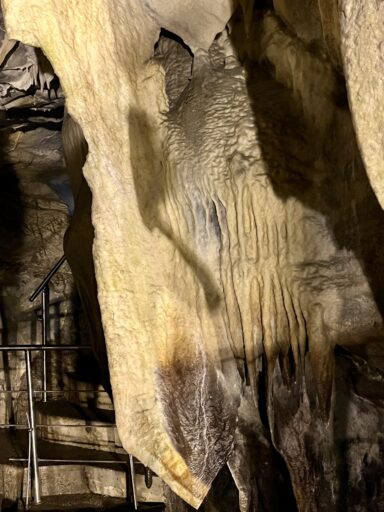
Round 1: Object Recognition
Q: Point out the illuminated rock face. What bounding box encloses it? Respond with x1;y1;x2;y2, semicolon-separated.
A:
2;1;242;507
3;1;384;510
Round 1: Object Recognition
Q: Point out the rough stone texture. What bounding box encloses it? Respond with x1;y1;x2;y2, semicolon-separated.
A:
157;18;384;509
35;399;124;454
1;1;244;507
21;465;164;502
317;0;384;213
273;0;324;46
143;0;236;52
0;11;63;115
335;0;384;211
2;1;384;511
317;0;343;70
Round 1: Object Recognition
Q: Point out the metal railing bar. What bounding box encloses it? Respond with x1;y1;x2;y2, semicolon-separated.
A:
29;255;66;302
25;351;41;503
129;453;138;510
10;458;130;464
3;256;140;507
26;413;32;509
0;389;109;394
37;423;116;428
0;423;117;428
0;345;91;352
41;286;49;402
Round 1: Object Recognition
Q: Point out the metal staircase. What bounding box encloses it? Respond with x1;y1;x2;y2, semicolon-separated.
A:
0;256;164;511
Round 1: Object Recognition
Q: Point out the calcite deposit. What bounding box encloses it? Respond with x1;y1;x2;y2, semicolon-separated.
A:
2;1;384;510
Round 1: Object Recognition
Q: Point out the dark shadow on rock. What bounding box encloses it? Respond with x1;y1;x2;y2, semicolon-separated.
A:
0;127;25;425
63;178;112;396
230;384;298;512
62;113;112;398
128;108;222;310
227;4;384;510
334;347;384;511
164;465;240;512
233;7;384;322
0;296;15;425
0;136;24;287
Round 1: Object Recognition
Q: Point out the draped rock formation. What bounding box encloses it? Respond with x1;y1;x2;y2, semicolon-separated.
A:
2;1;384;510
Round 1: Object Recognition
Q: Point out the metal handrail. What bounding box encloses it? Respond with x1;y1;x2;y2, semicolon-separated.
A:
0;254;141;509
0;344;88;505
29;255;66;302
0;343;138;509
0;389;108;394
10;458;129;464
28;255;67;404
0;424;117;429
25;350;40;504
27;254;67;404
0;345;90;352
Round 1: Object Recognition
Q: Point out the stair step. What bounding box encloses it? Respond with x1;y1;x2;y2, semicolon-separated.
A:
0;431;164;504
21;465;164;503
24;494;165;511
0;430;128;466
35;400;123;454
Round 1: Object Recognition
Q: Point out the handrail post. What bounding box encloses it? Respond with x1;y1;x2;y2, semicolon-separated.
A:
41;285;50;402
25;350;41;504
129;454;137;510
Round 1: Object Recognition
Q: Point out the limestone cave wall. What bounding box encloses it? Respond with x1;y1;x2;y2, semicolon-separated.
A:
1;1;384;511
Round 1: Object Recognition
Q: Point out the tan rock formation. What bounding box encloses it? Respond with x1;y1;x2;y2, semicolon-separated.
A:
3;1;384;510
2;0;242;507
337;1;384;210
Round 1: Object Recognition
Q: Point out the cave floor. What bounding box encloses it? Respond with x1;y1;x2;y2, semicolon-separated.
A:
0;430;164;511
25;494;164;511
0;494;165;511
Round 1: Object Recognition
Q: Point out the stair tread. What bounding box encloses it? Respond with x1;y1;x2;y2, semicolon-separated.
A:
35;399;115;424
0;430;129;466
27;494;164;511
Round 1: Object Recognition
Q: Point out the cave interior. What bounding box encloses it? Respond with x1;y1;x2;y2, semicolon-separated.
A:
0;0;384;511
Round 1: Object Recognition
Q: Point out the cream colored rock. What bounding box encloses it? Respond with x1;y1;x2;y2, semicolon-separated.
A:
143;0;236;52
2;0;241;507
317;0;384;210
336;0;384;211
4;1;384;509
